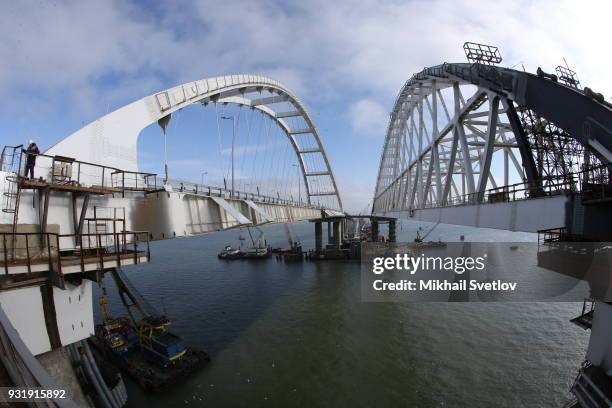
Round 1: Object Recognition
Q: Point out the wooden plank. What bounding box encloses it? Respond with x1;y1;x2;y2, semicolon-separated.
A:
0;276;50;290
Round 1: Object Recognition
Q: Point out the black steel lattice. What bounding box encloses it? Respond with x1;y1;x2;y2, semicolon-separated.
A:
519;108;604;189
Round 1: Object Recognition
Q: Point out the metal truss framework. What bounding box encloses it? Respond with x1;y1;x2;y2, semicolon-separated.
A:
373;63;612;213
47;75;343;211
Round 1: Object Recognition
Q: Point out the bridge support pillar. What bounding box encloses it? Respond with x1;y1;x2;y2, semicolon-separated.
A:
388;220;396;243
371;221;379;242
333;221;341;249
315;221;323;253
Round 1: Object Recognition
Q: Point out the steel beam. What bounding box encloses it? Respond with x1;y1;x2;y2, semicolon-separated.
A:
289;128;314;135
250;95;289;106
476;96;500;196
305;171;331;177
276;110;302;118
502;98;542;194
442;127;459;205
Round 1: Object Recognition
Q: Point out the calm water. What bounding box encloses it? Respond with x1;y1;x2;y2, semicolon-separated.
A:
96;220;589;407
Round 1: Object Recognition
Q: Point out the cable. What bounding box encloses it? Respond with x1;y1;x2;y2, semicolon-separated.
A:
238;107;254;192
214;102;224;186
250;110;264;193
256;114;271;196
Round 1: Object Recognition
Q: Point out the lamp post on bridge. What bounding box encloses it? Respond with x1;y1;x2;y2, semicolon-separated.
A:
221;115;236;198
292;163;301;204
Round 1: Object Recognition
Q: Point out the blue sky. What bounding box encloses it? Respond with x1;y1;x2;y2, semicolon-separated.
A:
1;0;611;212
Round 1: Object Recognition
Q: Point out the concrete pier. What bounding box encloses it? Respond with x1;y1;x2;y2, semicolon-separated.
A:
315;221;322;253
333;221;341;249
388;219;396;243
371;221;379;242
309;215;397;259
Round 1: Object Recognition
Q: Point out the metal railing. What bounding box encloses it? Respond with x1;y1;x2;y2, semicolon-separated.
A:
166;178;322;209
414;163;611;210
537;227;596;246
9;149;157;194
0;145;23;173
0;231;150;276
1;145;24;218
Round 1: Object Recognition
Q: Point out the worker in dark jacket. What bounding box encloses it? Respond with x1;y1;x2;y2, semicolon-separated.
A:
23;140;39;179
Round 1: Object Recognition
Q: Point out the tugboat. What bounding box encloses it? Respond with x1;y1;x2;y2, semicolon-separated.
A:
90;269;210;392
218;245;244;259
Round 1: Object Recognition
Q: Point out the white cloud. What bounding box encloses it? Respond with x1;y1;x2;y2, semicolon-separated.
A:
347;99;389;136
3;0;611;115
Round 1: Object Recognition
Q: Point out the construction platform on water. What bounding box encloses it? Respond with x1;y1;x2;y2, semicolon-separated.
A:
93;269;210;393
306;215;397;260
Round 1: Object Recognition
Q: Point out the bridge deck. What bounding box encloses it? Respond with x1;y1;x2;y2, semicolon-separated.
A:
1;231;150;289
19;178;160;195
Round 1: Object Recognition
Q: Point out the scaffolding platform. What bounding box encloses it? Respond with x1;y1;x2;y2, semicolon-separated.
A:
571;299;595;330
4;149;160;197
19;177;123;195
0;231;150;289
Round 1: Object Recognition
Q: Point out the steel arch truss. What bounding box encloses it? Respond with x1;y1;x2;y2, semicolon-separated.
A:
373;63;612;213
374;78;522;211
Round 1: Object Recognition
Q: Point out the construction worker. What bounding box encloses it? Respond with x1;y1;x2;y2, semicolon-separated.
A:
23;140;39;179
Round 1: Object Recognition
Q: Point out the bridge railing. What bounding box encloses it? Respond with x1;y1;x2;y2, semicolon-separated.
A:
0;230;150;277
415;163;611;210
429;180;568;208
166;178;322;209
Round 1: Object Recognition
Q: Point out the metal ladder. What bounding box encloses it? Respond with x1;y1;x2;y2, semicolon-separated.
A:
1;145;24;256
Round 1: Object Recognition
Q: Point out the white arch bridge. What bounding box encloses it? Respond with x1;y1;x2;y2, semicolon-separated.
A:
1;74;344;246
0;74;345;359
373;62;612;240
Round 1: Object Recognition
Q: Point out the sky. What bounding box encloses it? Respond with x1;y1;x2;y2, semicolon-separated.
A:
1;0;611;212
